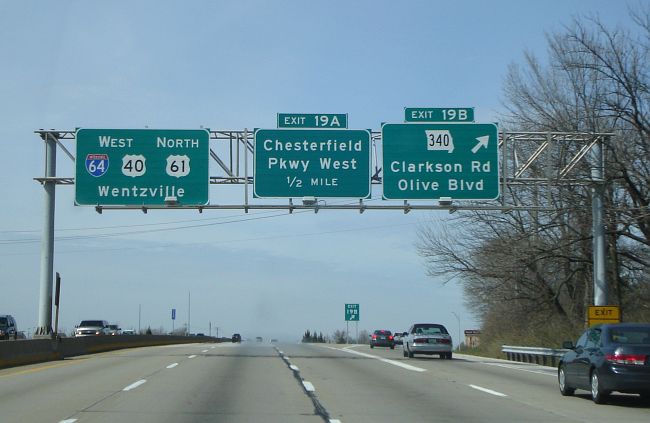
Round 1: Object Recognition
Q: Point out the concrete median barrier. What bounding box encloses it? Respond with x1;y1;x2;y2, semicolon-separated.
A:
0;335;219;369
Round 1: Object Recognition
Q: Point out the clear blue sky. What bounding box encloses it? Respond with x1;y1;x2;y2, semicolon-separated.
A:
0;1;636;341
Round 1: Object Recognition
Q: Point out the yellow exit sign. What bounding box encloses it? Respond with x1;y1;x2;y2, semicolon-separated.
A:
587;305;621;326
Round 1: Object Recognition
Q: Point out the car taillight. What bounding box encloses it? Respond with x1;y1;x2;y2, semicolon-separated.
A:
606;353;647;365
388;335;393;340
414;338;427;343
371;335;377;340
438;339;451;344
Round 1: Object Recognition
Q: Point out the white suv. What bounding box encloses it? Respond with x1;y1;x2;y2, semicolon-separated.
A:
75;320;110;337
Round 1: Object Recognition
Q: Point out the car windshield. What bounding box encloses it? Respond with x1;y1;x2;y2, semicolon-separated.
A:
608;327;650;344
79;321;104;327
414;325;448;335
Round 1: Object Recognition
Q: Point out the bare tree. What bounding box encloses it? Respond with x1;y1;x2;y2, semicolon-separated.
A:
418;7;650;350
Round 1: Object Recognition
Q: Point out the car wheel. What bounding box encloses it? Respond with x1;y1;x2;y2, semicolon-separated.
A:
370;345;374;348
407;345;414;358
403;348;408;357
590;369;609;404
558;365;575;396
447;352;453;359
390;345;395;350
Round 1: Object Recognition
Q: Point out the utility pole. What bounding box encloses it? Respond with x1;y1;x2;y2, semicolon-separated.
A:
187;291;191;335
138;304;141;334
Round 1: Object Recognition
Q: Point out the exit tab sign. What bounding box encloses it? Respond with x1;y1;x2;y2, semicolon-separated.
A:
587;305;621;327
278;113;348;129
405;107;474;123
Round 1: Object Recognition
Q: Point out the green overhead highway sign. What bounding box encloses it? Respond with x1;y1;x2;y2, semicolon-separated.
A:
254;129;371;198
405;107;474;122
382;123;499;200
345;304;359;321
75;128;209;206
277;113;348;128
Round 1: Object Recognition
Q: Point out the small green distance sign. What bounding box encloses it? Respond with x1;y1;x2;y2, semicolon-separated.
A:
75;129;209;206
254;129;371;198
277;113;348;129
345;304;359;321
382;123;499;200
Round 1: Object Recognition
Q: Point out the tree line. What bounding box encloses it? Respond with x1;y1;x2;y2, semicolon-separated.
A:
417;7;650;355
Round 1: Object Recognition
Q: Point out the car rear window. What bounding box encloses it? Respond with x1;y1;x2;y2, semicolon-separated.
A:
0;317;7;326
414;324;448;335
374;330;392;335
80;320;104;326
609;327;650;345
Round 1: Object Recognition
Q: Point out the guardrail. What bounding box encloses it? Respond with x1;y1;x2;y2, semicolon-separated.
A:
0;335;222;369
501;345;569;367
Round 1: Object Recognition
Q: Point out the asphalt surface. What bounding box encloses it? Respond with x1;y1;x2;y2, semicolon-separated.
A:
1;341;649;422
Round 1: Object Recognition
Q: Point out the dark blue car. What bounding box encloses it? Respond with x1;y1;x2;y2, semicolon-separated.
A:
558;323;650;403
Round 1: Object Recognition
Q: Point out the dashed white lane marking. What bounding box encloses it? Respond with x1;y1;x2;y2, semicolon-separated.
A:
289;364;299;371
302;381;316;392
469;384;507;397
59;419;77;423
278;350;284;354
202;349;209;353
166;363;179;369
483;362;556;376
188;355;197;359
123;379;147;391
211;346;216;349
335;347;426;373
329;420;342;423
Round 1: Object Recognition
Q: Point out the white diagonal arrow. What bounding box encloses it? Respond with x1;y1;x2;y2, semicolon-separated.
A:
471;135;490;154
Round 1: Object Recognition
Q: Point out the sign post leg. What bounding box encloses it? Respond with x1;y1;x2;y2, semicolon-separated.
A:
35;132;57;338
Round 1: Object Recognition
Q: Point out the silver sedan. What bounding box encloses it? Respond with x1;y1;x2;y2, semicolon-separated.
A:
403;323;453;359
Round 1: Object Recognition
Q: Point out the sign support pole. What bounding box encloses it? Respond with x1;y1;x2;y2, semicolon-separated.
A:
592;137;607;306
35;132;57;338
346;321;349;344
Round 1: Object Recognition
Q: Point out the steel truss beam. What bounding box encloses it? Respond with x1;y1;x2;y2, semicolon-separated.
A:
34;129;612;212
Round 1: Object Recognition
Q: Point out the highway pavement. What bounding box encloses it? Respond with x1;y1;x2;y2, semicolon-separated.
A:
0;341;648;422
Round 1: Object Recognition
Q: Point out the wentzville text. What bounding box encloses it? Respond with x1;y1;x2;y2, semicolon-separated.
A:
97;185;185;198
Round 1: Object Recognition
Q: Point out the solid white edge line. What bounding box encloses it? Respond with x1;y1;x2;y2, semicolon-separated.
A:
166;363;179;369
59;419;77;423
302;381;316;392
343;348;427;372
188;354;197;358
483;362;556;376
469;384;507;397
123;379;147;391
